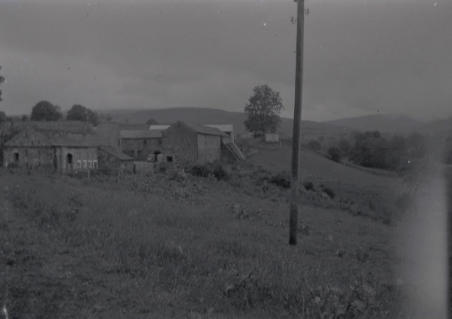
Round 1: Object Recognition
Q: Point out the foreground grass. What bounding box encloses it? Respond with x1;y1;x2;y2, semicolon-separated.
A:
0;171;409;318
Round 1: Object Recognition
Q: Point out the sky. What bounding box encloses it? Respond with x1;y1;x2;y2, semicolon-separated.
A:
0;0;450;121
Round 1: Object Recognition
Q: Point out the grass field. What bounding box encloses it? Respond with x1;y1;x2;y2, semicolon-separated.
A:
0;159;418;319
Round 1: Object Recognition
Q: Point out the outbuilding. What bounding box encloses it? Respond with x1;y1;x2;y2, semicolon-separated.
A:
3;127;99;173
162;121;225;164
119;129;163;160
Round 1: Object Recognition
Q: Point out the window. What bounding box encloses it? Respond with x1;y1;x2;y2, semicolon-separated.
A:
93;160;98;169
13;152;19;163
166;156;173;163
66;153;73;166
154;151;161;162
76;160;82;169
83;160;87;168
88;160;93;168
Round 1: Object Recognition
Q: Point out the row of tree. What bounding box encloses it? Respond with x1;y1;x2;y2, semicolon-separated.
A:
310;131;428;171
29;101;99;125
0;101;100;126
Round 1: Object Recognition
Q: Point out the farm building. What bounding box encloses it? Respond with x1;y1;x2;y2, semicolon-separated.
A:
98;146;134;174
119;129;163;160
206;124;235;142
3;127;99;173
162;121;226;164
150;123;235;142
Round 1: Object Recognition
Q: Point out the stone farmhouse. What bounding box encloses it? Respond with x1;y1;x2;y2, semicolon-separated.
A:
119;129;163;161
3;126;99;173
161;121;245;164
162;121;225;164
1;120;245;174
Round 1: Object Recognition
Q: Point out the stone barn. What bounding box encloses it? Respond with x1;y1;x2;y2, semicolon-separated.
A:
162;121;225;164
119;129;163;161
3;127;99;173
98;146;134;174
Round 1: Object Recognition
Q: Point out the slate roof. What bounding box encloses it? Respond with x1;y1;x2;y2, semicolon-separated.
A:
119;129;162;139
4;126;103;147
205;124;234;133
1;120;94;134
174;121;225;136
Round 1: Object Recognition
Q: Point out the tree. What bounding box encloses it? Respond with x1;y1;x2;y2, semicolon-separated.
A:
328;146;342;162
244;84;284;136
67;104;99;126
406;132;426;159
338;138;351;156
0;111;6;124
31;101;62;121
307;139;321;152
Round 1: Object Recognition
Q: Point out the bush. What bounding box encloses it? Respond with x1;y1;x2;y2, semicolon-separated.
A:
328;147;342;162
320;185;335;199
188;162;230;181
307;139;322;152
303;181;315;191
269;172;291;189
212;164;229;181
338;138;351;156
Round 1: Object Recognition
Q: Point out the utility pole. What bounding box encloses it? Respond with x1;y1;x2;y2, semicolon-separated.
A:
289;0;305;246
0;65;5;102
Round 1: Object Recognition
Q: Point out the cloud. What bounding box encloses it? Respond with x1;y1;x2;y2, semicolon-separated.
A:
0;0;451;121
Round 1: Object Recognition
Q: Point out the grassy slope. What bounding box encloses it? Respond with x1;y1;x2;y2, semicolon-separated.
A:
247;144;399;189
0;168;410;318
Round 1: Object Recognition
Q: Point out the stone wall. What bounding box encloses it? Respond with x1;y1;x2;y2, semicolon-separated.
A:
197;134;221;163
120;138;162;160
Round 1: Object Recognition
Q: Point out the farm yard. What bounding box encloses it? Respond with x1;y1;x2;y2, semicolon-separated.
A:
0;148;428;318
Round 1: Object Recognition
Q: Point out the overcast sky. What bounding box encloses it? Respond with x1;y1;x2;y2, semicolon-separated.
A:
0;0;450;121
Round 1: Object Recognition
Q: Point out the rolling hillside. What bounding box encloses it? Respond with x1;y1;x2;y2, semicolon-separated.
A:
326;114;424;135
100;107;351;141
247;144;398;190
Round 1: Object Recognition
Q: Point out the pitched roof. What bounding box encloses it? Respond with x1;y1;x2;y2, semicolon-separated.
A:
205;124;234;133
120;129;162;139
30;121;94;134
4;126;103;147
173;121;225;136
149;124;170;131
99;146;134;161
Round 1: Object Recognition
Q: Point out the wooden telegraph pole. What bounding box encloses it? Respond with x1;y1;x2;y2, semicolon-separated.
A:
289;0;305;245
0;65;5;102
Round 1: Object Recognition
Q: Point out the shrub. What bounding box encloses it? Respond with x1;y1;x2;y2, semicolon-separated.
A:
269;172;291;189
189;164;211;178
307;139;322;152
212;164;229;181
320;185;335;199
338;138;351;156
327;147;342;162
303;181;315;191
188;162;230;181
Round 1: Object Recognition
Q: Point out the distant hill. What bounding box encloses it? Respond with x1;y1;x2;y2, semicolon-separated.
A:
325;114;424;135
419;116;452;138
100;107;351;141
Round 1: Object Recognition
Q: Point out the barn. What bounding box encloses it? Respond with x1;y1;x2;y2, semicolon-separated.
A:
98;146;134;174
119;129;163;160
3;127;99;173
162;121;225;164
